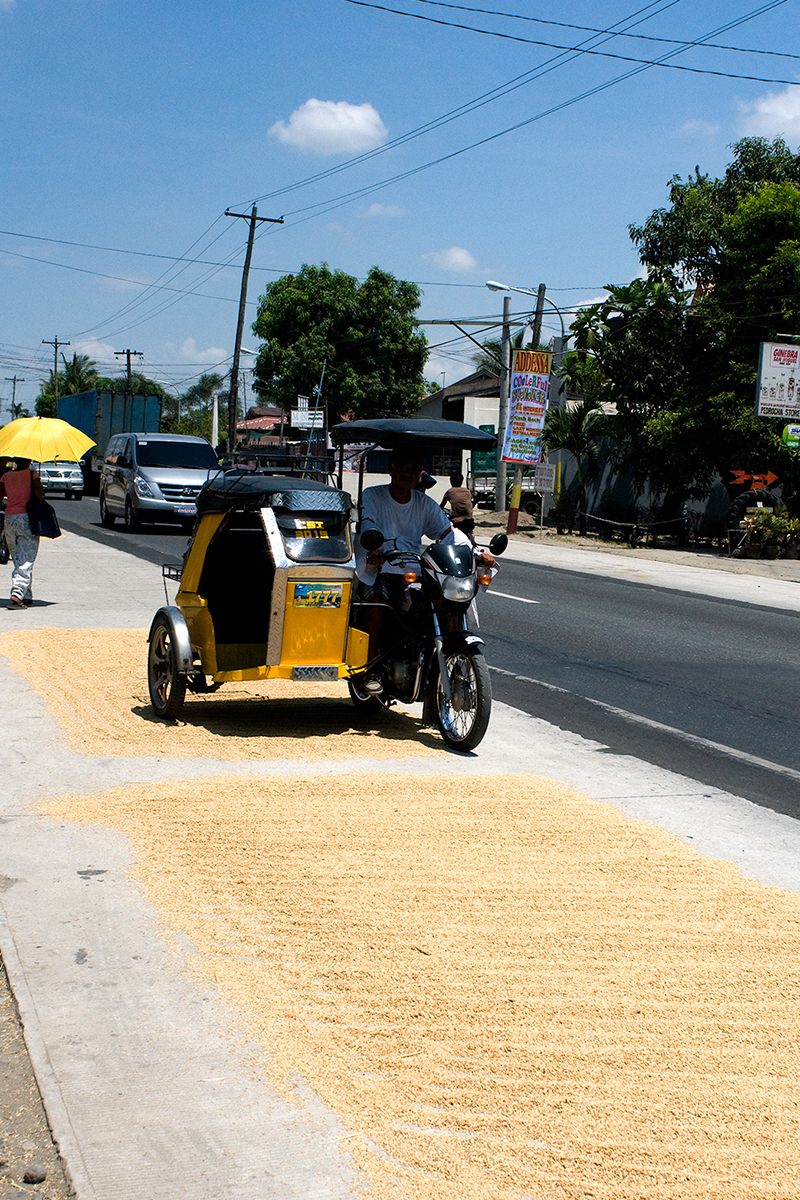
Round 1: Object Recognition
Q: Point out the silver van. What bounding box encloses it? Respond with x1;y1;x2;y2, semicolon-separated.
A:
99;433;219;531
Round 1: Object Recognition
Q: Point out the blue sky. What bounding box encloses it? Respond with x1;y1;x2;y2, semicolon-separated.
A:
2;0;799;411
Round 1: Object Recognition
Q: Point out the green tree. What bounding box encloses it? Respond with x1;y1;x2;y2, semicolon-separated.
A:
571;138;800;507
251;263;428;421
61;353;98;394
540;397;607;535
162;374;224;439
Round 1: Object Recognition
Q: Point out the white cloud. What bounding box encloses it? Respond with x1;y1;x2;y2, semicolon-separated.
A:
424;246;478;273
676;119;721;137
365;203;408;218
70;339;118;368
159;338;228;366
269;99;387;156
738;84;800;140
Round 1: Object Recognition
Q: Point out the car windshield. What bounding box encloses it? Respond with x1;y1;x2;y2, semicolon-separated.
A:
136;441;218;469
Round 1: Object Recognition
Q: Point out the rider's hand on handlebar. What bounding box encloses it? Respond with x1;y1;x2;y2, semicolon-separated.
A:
366;549;385;569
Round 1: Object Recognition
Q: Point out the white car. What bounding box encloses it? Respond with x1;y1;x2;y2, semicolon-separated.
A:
35;460;84;500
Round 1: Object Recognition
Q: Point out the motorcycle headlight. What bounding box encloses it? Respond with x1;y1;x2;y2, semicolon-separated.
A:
441;575;476;603
134;475;154;498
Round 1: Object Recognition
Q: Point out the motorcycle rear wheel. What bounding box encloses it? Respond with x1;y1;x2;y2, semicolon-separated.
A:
434;644;491;752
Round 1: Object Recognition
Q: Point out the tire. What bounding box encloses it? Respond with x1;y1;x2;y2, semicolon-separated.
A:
433;644;492;752
124;497;142;532
72;492;83;501
347;675;388;717
148;615;187;719
99;492;116;528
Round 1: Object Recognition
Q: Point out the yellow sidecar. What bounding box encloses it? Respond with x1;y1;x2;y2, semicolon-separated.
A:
147;472;369;718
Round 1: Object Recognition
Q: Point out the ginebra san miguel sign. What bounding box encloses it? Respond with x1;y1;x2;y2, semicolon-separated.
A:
756;342;800;418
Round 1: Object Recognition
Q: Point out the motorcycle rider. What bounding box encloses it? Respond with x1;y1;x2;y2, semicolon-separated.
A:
355;451;453;690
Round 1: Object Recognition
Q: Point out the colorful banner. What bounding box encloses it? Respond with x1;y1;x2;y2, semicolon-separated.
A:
501;349;552;464
756;342;800;418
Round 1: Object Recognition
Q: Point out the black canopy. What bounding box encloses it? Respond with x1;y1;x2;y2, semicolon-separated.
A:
196;471;352;514
329;418;497;451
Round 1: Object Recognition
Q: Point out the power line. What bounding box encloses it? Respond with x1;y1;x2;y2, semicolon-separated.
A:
399;0;800;60
253;0;789;231
246;0;688;206
345;0;796;84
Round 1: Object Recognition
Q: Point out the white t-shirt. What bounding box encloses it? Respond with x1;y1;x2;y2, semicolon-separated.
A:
357;485;453;583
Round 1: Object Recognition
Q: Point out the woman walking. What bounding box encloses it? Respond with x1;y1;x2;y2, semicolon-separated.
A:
0;458;45;608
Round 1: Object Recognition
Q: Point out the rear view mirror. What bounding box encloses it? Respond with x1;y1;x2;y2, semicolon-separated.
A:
360;528;384;551
116;455;130;468
488;533;508;556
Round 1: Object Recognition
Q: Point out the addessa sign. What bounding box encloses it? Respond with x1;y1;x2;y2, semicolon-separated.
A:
501;349;552;465
756;342;800;418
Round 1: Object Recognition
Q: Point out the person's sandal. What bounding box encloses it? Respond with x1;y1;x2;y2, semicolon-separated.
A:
8;595;24;608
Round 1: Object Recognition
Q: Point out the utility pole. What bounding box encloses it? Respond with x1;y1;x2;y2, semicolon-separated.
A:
114;349;143;393
113;348;142;432
225;205;283;456
5;376;24;420
495;295;511;513
42;337;70;409
529;284;546;349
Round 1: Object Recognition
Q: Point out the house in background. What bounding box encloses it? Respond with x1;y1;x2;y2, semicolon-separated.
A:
415;369;500;478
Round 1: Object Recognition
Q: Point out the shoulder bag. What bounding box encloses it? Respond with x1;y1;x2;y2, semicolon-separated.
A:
27;495;62;539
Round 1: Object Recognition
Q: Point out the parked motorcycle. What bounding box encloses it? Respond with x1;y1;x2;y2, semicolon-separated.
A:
348;528;507;752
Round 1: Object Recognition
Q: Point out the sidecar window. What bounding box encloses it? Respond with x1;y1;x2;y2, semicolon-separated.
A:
273;511;353;563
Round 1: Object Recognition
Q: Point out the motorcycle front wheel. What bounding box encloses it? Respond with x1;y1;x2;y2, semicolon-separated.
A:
434;644;491;752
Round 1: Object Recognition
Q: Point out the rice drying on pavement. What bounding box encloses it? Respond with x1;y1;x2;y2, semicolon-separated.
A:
46;773;800;1200
1;628;444;760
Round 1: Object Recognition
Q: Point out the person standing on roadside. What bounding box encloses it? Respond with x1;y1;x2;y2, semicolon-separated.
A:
440;471;475;537
0;457;45;608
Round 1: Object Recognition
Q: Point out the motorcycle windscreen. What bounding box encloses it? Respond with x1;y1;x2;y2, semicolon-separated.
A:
422;541;475;576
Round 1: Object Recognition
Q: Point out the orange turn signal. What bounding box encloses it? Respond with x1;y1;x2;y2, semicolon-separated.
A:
404;571;418;583
478;573;492;585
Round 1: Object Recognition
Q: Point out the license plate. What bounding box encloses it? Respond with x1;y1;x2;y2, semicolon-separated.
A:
293;583;343;608
175;505;196;516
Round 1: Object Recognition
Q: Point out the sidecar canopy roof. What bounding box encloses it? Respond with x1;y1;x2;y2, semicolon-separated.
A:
196;471;353;515
329;418;497;451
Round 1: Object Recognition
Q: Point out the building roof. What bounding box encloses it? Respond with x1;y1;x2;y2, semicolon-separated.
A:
422;368;500;403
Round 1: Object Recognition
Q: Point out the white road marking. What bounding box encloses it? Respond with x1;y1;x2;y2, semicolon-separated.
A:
489;665;800;782
488;591;540;604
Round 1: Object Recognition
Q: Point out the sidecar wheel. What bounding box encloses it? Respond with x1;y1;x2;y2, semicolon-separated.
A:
434;644;491;752
148;615;188;719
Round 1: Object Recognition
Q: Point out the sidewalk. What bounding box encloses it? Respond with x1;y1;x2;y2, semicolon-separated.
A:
2;530;800;1200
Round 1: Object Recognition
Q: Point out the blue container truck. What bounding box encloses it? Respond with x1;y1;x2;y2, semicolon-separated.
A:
58;389;162;492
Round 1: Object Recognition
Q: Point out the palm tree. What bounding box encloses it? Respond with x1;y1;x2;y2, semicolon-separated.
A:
471;328;527;373
61;353;99;395
540;398;607;535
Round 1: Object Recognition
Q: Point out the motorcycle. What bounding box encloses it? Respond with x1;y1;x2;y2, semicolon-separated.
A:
347;526;507;752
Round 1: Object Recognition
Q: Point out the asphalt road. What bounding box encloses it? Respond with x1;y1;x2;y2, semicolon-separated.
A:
51;495;800;818
479;558;800;818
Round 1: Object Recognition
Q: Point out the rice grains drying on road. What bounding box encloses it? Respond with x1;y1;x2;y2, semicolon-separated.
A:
1;628;444;760
46;773;800;1200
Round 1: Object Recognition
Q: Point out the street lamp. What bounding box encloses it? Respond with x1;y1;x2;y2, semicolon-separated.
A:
485;281;566;344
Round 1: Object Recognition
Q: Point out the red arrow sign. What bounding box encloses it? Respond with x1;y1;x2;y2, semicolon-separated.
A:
730;469;779;488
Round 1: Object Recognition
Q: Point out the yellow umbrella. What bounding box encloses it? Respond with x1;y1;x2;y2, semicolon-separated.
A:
0;417;96;463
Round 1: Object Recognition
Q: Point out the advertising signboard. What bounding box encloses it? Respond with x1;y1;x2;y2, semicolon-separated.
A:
291;410;324;429
756;342;800;418
532;463;556;493
501;349;552;464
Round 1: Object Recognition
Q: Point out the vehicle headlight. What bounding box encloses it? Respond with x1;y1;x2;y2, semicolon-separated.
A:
134;475;154;498
441;575;476;603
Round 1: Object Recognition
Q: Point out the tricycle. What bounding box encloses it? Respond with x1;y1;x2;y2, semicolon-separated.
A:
147;418;504;752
